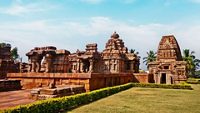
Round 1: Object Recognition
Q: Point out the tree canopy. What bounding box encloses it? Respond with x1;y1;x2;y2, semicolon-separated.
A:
143;50;157;66
182;49;200;77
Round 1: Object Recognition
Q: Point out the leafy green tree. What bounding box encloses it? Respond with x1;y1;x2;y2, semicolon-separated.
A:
143;50;157;66
11;47;19;60
183;49;200;77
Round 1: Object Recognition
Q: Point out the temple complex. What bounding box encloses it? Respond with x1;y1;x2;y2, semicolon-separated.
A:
148;35;187;84
7;32;146;92
23;32;140;74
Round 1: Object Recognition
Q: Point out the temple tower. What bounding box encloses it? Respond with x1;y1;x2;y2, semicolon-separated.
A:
148;35;187;84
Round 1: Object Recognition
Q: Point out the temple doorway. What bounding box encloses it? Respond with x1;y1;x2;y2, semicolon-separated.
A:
161;73;166;84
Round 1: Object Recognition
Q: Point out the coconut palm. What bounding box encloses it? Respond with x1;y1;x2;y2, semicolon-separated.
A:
182;49;200;77
143;50;157;65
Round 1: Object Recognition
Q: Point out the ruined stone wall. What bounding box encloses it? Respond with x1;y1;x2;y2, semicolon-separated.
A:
0;44;19;78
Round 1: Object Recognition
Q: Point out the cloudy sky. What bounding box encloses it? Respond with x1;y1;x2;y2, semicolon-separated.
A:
0;0;200;70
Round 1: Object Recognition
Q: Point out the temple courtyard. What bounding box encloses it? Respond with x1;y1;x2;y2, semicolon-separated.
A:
68;84;200;113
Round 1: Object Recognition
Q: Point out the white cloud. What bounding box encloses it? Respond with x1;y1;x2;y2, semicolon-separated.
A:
190;0;200;3
0;1;57;16
0;17;200;70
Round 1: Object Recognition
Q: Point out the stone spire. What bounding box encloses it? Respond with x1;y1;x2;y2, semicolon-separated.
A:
111;31;119;39
157;35;182;61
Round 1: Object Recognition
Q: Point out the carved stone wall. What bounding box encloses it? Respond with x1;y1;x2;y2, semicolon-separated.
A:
26;46;71;73
148;35;187;84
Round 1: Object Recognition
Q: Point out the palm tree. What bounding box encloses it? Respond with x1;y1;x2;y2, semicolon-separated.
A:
183;49;200;77
143;50;157;65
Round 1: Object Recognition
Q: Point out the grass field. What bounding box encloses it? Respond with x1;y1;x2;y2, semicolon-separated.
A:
68;84;200;113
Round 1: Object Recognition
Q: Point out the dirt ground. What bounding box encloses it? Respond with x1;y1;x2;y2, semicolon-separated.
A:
0;89;35;110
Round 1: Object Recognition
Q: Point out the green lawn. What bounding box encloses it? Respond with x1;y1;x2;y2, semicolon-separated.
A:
68;84;200;113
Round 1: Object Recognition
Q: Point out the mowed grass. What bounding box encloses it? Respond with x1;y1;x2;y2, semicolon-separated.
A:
68;84;200;113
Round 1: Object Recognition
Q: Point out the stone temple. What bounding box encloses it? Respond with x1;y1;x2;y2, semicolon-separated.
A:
148;35;187;84
7;32;146;92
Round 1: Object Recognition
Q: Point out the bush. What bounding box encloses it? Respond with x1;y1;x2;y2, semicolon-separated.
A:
187;78;200;84
1;83;192;113
131;83;193;90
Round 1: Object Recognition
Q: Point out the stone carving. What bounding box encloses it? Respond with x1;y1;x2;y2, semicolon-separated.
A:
148;35;187;84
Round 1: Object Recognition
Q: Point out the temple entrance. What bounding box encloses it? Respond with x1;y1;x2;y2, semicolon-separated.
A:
160;73;166;84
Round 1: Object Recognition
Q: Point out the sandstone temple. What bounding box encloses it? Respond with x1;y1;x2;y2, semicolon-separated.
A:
23;32;139;74
148;35;187;84
6;32;145;92
1;33;188;95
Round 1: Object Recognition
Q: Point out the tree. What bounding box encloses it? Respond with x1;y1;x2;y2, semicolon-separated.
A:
143;50;157;66
183;49;200;77
130;49;139;55
11;47;19;60
0;43;6;48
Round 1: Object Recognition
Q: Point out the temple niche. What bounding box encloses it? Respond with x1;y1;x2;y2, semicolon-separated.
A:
26;46;71;73
148;35;187;84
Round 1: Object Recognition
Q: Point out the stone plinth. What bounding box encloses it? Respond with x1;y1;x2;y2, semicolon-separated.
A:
0;79;22;91
7;72;149;91
30;85;85;100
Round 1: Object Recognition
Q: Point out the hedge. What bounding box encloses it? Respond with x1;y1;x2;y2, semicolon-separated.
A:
187;78;200;84
1;83;192;113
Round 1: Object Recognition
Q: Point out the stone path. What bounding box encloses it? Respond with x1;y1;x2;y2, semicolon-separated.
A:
0;90;35;110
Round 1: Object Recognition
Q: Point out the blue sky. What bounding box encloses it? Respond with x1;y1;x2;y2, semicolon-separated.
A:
0;0;200;70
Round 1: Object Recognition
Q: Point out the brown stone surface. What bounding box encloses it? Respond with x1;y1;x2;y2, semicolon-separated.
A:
0;90;35;110
148;35;187;84
26;46;71;73
132;73;149;83
0;79;22;91
7;72;148;91
0;43;19;78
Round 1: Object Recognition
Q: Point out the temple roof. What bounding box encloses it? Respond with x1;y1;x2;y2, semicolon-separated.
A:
156;35;182;61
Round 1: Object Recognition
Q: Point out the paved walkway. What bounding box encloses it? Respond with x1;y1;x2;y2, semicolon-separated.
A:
0;90;35;110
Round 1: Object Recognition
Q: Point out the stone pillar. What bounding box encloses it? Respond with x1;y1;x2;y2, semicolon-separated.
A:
35;62;41;72
31;62;36;72
89;59;94;72
45;54;52;73
130;61;133;71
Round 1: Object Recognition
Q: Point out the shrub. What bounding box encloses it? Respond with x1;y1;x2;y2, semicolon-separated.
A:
1;83;192;113
187;78;200;84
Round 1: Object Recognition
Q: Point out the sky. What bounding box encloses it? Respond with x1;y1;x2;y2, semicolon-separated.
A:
0;0;200;70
